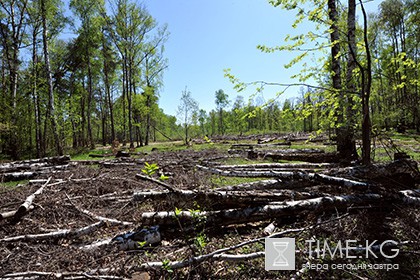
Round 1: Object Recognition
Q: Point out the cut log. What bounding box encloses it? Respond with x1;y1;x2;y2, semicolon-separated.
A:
0;206;34;221
248;150;340;163
141;194;382;227
1;171;37;182
133;189;318;209
216;162;336;171
215;179;282;191
197;165;369;188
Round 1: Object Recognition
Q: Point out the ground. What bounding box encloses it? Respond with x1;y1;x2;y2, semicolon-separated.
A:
0;135;419;279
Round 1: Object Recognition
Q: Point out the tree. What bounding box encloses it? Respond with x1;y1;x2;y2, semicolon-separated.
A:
41;0;63;156
215;89;229;135
70;0;104;149
0;0;29;159
177;87;198;144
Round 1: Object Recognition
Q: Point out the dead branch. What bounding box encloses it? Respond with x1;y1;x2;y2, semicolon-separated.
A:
0;271;123;279
141;194;381;227
65;193;133;226
0;221;105;242
135;173;177;192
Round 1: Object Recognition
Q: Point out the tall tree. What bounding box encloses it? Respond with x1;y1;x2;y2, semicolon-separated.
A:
215;89;229;135
177;87;198;144
70;0;104;149
0;0;28;159
41;0;63;155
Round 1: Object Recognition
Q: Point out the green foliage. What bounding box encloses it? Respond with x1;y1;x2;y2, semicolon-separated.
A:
161;259;173;273
141;162;159;176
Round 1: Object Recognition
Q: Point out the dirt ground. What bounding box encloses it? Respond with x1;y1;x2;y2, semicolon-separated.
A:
1;144;419;279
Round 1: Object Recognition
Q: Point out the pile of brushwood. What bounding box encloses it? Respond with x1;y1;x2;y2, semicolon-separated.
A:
0;142;419;279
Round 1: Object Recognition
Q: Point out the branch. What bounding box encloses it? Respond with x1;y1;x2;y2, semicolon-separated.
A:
0;221;105;242
135;173;177;192
13;177;52;221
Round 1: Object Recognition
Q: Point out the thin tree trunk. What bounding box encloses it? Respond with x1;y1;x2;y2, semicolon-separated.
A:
359;0;372;165
31;27;42;158
41;0;63;156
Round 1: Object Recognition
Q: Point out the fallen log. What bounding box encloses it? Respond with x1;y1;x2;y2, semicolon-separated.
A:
13;177;52;221
216;163;335;170
197;165;369;188
0;206;34;221
215;179;282;191
1;171;37;182
141;194;382;227
248;150;340;163
324;159;419;188
133;189;318;208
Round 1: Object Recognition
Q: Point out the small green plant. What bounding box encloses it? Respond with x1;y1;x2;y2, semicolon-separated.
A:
174;207;182;217
161;259;173;273
194;232;207;251
137;241;147;248
141;162;159;176
203;135;213;145
159;174;169;181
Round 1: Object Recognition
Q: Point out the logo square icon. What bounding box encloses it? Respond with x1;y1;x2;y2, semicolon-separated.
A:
265;237;295;270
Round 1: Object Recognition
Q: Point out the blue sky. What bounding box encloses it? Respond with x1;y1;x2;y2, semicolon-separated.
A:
143;0;381;116
144;0;303;116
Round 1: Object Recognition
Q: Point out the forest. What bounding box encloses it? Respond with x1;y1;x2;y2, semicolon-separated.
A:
0;0;419;161
0;0;419;279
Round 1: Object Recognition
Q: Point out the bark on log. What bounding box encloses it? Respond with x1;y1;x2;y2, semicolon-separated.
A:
324;159;419;188
0;206;34;221
141;194;382;227
197;165;369;188
248;150;340;163
133;189;318;208
215;179;282;191
216;163;335;170
1;171;37;182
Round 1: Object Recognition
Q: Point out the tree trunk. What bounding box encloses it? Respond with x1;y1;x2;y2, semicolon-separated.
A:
41;0;63;156
359;0;372;165
328;0;356;162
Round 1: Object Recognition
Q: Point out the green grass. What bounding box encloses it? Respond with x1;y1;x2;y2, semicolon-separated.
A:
0;179;29;190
